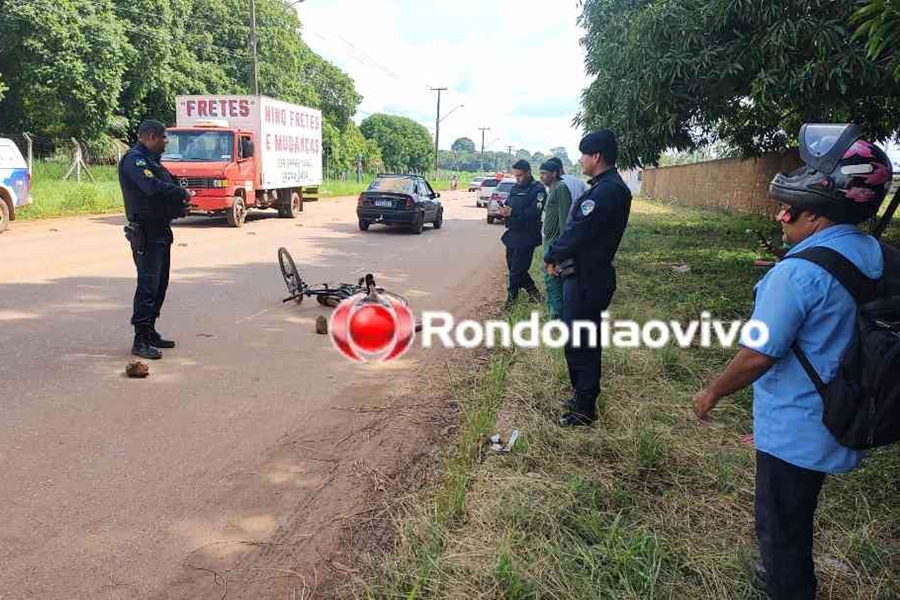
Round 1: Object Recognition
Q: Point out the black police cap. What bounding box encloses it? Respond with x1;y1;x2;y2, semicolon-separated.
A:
579;129;618;164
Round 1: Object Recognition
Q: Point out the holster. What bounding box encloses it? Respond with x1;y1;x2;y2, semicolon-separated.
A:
557;257;576;278
124;222;146;255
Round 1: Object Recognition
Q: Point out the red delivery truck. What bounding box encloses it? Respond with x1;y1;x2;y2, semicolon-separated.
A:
162;95;323;227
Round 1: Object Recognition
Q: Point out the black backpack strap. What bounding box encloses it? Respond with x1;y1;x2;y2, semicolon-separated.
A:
783;246;877;305
784;246;876;394
791;343;826;394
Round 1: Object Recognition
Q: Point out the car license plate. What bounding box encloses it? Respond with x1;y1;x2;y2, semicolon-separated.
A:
375;199;393;208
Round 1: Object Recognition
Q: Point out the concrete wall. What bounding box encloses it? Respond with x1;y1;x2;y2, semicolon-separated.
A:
642;150;801;216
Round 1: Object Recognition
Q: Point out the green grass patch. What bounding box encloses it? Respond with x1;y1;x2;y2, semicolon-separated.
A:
19;161;122;220
359;198;900;599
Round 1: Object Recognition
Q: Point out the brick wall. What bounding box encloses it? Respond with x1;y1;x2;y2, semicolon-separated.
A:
642;150;801;216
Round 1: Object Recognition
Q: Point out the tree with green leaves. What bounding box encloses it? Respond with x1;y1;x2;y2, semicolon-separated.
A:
451;137;476;152
360;113;433;173
0;0;128;139
578;0;900;168
853;0;900;80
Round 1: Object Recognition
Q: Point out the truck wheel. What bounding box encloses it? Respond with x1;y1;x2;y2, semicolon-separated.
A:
227;196;246;228
358;219;370;231
0;201;8;234
410;212;424;234
278;191;301;218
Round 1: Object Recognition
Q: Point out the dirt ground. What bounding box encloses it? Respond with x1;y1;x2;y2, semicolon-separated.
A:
0;191;507;598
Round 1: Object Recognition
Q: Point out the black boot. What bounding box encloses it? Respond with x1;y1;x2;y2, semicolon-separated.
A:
525;284;543;304
132;327;163;360
149;321;176;349
559;395;597;427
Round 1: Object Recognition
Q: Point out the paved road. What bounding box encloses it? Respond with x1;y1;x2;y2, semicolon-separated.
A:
0;191;504;598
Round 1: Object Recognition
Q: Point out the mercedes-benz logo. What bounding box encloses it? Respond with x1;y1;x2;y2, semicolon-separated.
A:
179;178;189;188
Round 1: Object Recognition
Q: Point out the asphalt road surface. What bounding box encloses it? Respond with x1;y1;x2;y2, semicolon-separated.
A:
0;191;505;598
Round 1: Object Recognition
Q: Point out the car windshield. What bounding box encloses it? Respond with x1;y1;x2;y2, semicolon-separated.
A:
497;182;515;193
481;179;499;188
368;177;416;194
163;130;234;162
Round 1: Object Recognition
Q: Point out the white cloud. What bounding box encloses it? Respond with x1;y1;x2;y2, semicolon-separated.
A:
297;0;591;163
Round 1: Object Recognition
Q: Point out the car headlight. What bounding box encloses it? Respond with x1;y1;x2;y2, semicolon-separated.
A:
211;179;228;188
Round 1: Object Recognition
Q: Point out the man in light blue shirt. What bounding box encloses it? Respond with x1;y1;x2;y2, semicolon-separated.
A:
692;124;892;600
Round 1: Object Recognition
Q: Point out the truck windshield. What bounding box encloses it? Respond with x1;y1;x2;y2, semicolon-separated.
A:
163;131;234;162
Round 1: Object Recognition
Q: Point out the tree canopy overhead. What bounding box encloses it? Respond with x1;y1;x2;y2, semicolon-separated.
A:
0;0;363;172
578;0;900;168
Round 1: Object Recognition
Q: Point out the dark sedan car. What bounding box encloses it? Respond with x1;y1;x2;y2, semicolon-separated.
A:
357;174;443;234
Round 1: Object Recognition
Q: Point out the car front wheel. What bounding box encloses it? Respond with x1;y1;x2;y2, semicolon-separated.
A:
433;208;443;229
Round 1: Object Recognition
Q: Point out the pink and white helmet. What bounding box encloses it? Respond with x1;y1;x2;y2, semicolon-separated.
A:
770;124;893;224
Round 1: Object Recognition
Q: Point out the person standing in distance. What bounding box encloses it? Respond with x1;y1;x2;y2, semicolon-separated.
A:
538;159;572;319
547;156;588;223
544;130;632;426
119;120;191;360
499;159;545;311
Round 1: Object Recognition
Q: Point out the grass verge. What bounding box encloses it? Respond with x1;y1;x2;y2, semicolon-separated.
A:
359;198;900;599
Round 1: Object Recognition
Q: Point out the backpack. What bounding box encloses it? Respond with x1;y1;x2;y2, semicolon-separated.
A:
785;242;900;450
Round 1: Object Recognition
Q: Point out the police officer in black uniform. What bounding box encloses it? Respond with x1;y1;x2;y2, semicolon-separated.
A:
500;159;545;310
544;130;632;426
119;120;191;360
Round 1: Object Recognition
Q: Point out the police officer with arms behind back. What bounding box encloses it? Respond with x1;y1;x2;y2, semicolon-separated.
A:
500;159;545;311
544;130;632;427
120;120;191;360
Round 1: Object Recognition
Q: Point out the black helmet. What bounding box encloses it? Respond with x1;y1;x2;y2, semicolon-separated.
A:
769;124;893;224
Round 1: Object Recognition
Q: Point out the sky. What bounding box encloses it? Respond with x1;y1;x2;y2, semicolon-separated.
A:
296;0;591;163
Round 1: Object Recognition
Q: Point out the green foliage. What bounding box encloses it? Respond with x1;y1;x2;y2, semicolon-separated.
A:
451;137;476;153
0;0;129;139
0;0;361;152
579;0;900;168
853;0;900;80
437;149;515;173
360;113;433;173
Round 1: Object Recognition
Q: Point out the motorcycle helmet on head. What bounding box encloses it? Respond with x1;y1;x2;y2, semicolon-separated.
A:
769;123;893;224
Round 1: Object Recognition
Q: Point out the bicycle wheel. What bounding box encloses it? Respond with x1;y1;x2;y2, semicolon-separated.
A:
278;247;304;303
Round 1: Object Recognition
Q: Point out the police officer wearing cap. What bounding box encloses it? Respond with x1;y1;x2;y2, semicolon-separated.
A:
544;130;632;427
500;159;545;310
119;120;192;360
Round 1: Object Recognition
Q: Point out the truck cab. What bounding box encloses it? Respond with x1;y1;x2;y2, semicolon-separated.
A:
162;121;281;227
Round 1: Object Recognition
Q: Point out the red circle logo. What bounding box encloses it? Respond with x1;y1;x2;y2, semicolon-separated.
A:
330;294;415;362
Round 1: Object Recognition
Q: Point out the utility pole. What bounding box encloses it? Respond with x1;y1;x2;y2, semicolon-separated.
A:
506;145;514;171
430;87;447;173
249;0;260;95
478;127;490;173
